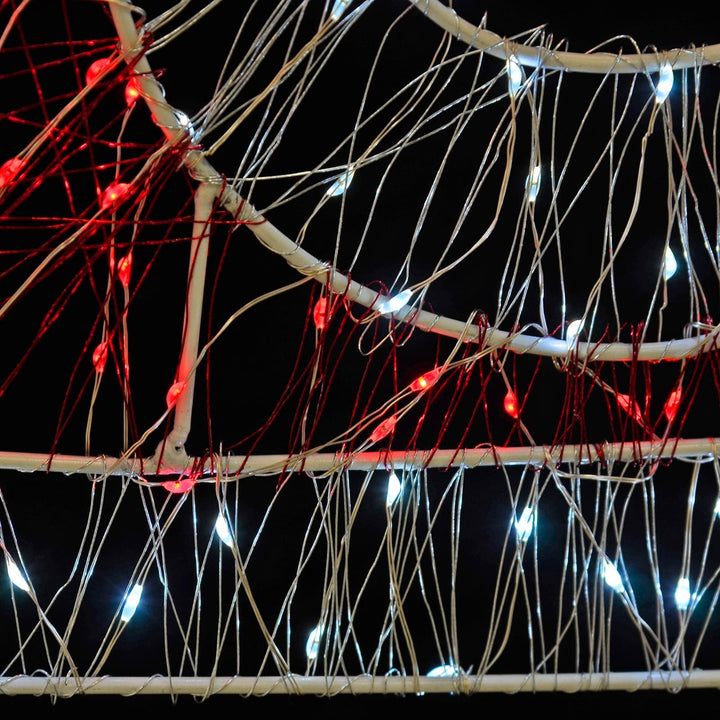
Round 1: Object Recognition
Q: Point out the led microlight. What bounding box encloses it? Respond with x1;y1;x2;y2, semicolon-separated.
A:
386;472;402;506
506;56;523;96
378;289;412;315
6;558;30;593
515;507;534;542
120;583;143;622
655;63;673;103
326;169;354;197
663;247;677;280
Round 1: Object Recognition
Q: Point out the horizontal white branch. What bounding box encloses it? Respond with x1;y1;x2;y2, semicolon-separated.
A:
0;437;717;478
0;670;717;695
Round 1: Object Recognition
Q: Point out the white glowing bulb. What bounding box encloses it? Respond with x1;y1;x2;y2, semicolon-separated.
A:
715;497;720;516
386;472;402;506
602;558;623;592
526;164;541;203
121;583;143;622
330;0;352;21
326;169;354;197
515;507;534;542
566;319;583;343
6;558;29;593
663;247;677;280
306;625;323;659
655;63;673;104
675;577;691;610
215;514;233;547
506;56;523;97
427;664;457;677
378;289;412;315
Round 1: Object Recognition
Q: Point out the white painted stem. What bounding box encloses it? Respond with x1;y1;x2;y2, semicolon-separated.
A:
0;670;717;695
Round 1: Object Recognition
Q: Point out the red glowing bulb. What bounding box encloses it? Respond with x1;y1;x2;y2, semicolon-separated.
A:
664;388;682;422
313;297;328;330
410;368;441;392
166;381;186;410
117;252;132;288
101;182;131;209
617;393;642;423
85;57;111;86
0;157;25;188
504;390;519;419
125;77;141;105
162;477;196;494
92;341;109;374
369;414;397;444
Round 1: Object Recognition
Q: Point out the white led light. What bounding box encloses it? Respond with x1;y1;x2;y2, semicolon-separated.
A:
215;514;233;547
6;558;29;593
306;625;323;659
566;319;583;343
378;289;412;315
663;247;677;280
675;577;691;610
506;56;523;97
655;63;673;103
602;558;623;592
121;583;143;622
326;169;354;197
386;472;402;506
515;507;534;542
330;0;352;21
526;164;541;203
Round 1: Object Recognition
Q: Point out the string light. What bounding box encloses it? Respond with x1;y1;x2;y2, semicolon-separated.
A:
602;558;624;592
6;558;30;593
410;368;441;392
566;319;583;343
617;393;643;423
369;415;397;444
92;341;109;374
101;182;131;209
313;297;328;330
306;625;323;659
85;57;111;86
504;389;519;419
215;514;233;546
125;77;141;105
663;246;678;280
664;387;682;423
330;0;352;21
386;472;402;506
326;169;354;197
117;252;132;288
0;157;25;188
506;55;523;97
526;164;541;203
166;381;186;410
675;577;691;610
655;62;674;103
120;583;143;622
162;477;196;494
378;289;412;315
515;507;534;542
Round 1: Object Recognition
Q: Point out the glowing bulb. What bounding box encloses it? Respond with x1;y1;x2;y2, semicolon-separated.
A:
655;62;673;103
675;577;691;610
306;625;323;660
378;289;412;315
663;246;677;280
313;297;328;330
617;393;643;423
504;389;519;419
162;477;196;494
121;583;143;622
386;472;402;506
566;319;583;343
369;415;397;444
326;169;354;197
6;558;29;593
215;514;233;547
427;664;457;677
602;558;624;592
0;157;25;188
117;252;132;288
664;387;682;423
330;0;352;21
715;497;720;516
92;341;109;374
166;380;186;410
526;164;541;203
101;182;131;209
85;57;111;86
515;507;534;542
125;77;141;105
410;367;441;392
506;56;523;96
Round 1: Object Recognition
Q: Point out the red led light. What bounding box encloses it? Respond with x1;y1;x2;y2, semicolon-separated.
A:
92;341;109;374
504;390;519;419
313;297;328;330
617;393;642;423
166;381;186;410
410;368;441;392
125;77;141;105
369;415;397;443
117;252;132;288
101;182;131;209
162;477;196;494
664;387;682;422
0;157;25;188
85;57;111;86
